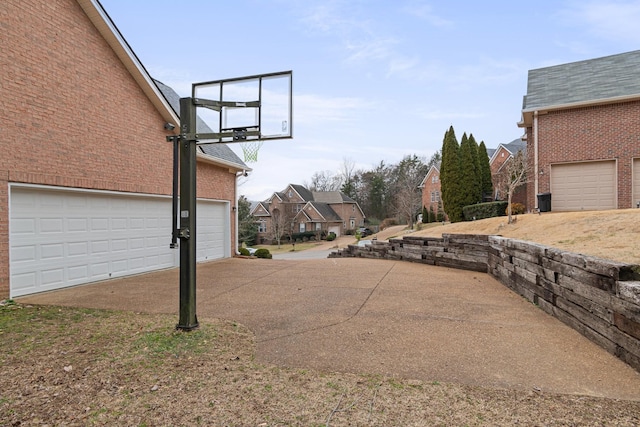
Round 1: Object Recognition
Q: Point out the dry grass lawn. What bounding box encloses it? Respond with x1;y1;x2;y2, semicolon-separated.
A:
408;209;640;264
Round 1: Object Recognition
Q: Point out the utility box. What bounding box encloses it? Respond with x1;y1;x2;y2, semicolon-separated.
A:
537;192;552;212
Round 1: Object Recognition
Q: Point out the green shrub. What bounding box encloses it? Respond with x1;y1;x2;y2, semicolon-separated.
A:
254;248;272;259
238;247;250;256
326;232;336;241
506;202;526;215
462;201;508;221
292;231;318;241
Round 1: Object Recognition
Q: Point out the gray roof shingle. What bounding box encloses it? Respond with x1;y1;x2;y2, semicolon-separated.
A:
523;50;640;111
154;80;248;168
309;202;341;221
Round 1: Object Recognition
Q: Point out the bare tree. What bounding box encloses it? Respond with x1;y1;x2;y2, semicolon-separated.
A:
270;207;294;248
339;157;357;198
391;155;428;229
496;150;530;224
305;170;342;192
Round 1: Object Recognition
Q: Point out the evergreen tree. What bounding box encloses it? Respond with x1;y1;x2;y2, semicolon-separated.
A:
237;195;257;246
478;140;493;201
458;133;480;214
422;205;428;223
467;134;482;204
440;126;463;222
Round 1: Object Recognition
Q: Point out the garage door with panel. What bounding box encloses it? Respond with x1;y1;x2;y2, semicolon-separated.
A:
550;161;616;211
9;186;229;297
196;200;229;262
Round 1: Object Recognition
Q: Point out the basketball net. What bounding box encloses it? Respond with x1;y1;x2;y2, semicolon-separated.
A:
240;140;263;163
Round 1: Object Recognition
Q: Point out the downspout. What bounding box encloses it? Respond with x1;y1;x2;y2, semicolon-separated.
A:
234;170;247;255
533;110;539;209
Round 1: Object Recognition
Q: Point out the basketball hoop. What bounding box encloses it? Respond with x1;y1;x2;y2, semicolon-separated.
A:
240;140;263;163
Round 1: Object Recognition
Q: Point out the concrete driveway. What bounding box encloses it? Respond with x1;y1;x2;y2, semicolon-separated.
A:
18;257;640;400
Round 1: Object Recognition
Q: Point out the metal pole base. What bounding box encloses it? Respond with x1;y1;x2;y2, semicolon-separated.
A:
176;317;199;331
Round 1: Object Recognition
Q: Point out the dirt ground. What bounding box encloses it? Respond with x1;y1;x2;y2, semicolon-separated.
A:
2;303;639;426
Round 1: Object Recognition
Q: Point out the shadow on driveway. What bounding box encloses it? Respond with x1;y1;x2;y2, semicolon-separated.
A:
18;257;640;400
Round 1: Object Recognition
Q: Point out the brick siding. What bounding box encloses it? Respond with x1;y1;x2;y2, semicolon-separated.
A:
525;101;640;209
0;0;238;297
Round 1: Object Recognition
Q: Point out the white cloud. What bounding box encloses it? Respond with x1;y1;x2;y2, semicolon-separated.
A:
401;1;454;28
294;93;373;125
563;1;640;44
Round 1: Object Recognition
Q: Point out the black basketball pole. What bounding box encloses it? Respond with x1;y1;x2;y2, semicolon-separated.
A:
176;97;199;331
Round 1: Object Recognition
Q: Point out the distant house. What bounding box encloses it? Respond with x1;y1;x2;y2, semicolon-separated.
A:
251;184;365;242
489;138;527;205
518;50;640;211
418;163;443;218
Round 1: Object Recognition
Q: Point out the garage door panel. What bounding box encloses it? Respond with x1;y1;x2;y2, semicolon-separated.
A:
551;161;616;211
10;187;229;297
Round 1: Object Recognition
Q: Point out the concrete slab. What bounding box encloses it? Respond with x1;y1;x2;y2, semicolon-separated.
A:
18;257;640;400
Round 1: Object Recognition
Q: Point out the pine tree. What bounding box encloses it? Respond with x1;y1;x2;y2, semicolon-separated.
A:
467;134;482;203
440;126;463;222
458;133;479;214
478;140;493;201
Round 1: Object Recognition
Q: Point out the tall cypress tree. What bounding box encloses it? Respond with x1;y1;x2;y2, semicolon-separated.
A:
467;134;482;203
477;140;493;201
440;126;463;222
458;133;479;213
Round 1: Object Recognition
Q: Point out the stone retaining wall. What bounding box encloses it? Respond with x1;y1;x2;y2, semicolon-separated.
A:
329;234;640;372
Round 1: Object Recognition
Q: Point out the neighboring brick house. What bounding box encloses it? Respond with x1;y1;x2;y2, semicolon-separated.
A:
518;50;640;211
489;138;527;205
1;0;248;298
251;184;365;242
418;163;443;218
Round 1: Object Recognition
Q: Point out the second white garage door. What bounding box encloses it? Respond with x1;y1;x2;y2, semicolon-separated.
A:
550;161;616;211
9;186;229;297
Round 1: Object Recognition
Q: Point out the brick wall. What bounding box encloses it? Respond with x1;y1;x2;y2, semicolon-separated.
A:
525;101;640;209
1;0;238;296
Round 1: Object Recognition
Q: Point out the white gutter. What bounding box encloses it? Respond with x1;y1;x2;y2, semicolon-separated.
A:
534;111;539;209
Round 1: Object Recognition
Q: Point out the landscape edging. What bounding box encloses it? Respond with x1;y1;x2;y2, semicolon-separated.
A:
329;233;640;372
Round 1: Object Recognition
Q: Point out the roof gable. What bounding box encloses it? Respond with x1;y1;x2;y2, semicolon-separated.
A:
250;201;270;216
287;184;314;202
489;138;526;164
419;164;440;188
523;50;640;112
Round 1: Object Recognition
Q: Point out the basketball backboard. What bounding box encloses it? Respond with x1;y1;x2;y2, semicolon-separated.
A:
191;70;292;144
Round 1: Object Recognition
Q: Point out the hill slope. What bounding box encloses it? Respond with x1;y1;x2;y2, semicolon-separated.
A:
404;209;640;264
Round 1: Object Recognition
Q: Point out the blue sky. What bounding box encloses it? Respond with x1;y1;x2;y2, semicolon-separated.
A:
100;0;640;201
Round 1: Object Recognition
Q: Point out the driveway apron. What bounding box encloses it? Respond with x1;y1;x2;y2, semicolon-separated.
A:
18;257;640;400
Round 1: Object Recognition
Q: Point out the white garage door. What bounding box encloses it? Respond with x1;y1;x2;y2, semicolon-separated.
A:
9;186;229;297
550;161;616;211
196;201;228;262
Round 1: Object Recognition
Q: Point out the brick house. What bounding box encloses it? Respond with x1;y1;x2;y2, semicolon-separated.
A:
251;184;365;242
1;0;248;298
518;50;640;211
489;138;527;205
418;163;443;218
